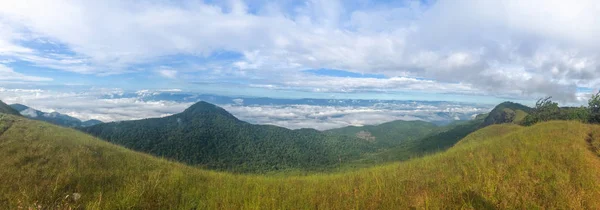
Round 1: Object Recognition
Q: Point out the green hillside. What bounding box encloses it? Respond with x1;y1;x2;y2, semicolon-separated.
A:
2;114;600;209
0;100;20;116
351;117;485;165
81;101;376;173
331;102;532;167
326;120;440;147
482;101;532;126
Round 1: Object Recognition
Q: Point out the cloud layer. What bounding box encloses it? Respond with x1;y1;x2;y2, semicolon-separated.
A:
0;88;490;130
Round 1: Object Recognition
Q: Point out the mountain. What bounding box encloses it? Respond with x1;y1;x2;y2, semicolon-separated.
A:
326;120;441;148
9;104;102;127
334;102;532;167
481;101;532;126
81;119;103;127
2;113;599;209
345;117;485;166
81;101;376;173
0;100;20;116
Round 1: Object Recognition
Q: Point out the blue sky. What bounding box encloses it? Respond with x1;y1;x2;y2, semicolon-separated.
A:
1;0;599;118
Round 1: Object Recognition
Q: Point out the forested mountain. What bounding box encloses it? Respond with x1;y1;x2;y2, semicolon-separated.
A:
10;104;102;127
0;100;20;116
326;120;440;148
336;102;532;166
82;101;377;173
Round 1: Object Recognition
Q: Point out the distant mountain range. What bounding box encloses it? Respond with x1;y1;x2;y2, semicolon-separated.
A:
9;104;102;127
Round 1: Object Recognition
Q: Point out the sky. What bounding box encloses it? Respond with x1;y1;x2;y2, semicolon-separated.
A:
0;0;599;128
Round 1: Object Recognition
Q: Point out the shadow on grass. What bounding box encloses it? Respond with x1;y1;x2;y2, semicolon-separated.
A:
458;190;497;210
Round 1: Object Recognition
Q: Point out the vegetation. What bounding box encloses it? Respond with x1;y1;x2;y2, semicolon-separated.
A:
523;97;590;125
352;118;485;165
481;101;531;126
325;120;440;148
81;102;377;173
588;92;600;124
0;100;20;116
2;114;600;209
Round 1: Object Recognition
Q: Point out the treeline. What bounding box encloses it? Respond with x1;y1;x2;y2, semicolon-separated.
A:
523;92;600;126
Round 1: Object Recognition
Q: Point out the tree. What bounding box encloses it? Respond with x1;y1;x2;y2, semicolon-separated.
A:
589;91;600;123
522;97;560;126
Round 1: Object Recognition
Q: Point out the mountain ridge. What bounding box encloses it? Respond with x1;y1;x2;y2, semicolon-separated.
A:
9;103;102;127
81;101;377;173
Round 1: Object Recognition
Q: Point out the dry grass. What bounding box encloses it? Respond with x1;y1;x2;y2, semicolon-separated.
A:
1;114;600;209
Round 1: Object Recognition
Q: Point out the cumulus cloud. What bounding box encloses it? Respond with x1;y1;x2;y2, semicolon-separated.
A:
0;0;599;101
158;69;178;79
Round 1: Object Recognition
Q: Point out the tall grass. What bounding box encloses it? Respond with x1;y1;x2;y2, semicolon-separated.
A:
1;115;600;209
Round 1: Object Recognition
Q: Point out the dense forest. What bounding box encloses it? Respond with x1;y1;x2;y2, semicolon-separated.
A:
81;101;377;173
326;120;440;148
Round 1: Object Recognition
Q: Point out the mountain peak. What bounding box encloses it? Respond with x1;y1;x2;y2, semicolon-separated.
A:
181;101;237;119
482;101;531;126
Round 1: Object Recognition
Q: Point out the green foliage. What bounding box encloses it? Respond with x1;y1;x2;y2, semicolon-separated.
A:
3;114;600;209
523;97;590;125
81;102;376;173
326;120;440;148
589;91;600;124
345;118;485;166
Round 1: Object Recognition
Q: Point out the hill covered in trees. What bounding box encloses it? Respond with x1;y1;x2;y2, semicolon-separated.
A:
326;120;441;148
481;101;532;126
81;101;377;173
2;113;600;209
10;104;102;127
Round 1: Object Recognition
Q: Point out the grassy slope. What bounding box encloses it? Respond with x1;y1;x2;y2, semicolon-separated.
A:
2;114;600;209
0;100;20;116
349;118;484;166
513;109;528;124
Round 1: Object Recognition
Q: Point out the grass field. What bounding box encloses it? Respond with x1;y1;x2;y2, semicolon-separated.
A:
1;114;600;209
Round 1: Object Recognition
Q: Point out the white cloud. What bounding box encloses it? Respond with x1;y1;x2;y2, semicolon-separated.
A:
0;88;192;122
222;103;487;130
0;0;599;101
158;69;177;79
0;87;490;130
